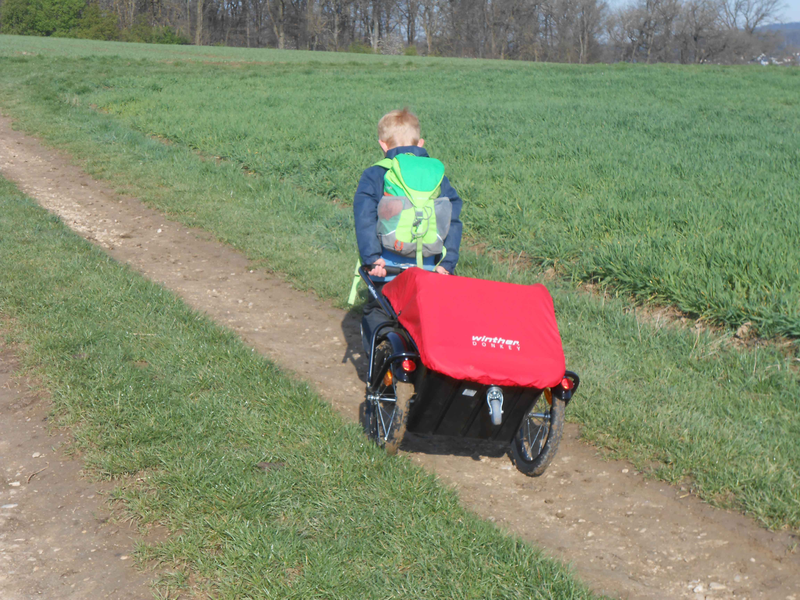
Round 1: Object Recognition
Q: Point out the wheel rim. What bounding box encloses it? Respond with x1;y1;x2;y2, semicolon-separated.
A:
372;377;399;445
518;395;551;462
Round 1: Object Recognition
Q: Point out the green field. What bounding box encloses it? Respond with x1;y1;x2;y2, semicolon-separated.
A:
0;33;432;62
3;34;798;337
1;35;799;533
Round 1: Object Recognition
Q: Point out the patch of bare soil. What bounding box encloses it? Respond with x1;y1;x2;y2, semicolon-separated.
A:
0;346;154;600
2;114;799;600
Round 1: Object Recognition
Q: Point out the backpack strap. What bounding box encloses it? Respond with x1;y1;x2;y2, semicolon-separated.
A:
347;258;362;305
373;158;393;170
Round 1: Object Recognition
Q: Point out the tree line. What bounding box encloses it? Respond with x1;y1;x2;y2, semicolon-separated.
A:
0;0;790;63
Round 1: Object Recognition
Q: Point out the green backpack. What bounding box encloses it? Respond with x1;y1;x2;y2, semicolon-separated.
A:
347;153;453;305
374;153;452;268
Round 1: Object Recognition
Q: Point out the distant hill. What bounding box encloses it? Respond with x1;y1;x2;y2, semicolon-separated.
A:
759;21;800;48
760;22;800;32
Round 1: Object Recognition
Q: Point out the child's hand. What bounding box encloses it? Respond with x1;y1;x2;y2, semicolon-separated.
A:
368;258;387;278
435;266;450;275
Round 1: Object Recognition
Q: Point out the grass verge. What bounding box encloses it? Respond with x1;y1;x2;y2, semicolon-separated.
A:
0;45;798;531
0;176;598;598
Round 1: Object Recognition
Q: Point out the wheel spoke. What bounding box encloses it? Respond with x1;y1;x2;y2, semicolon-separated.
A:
374;381;399;443
531;420;546;454
524;419;534;459
377;402;396;442
520;397;551;461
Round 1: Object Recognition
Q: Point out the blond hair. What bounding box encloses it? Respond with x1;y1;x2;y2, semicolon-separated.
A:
378;108;420;148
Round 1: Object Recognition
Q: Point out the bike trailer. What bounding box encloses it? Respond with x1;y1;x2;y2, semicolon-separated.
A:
364;266;579;475
382;268;566;388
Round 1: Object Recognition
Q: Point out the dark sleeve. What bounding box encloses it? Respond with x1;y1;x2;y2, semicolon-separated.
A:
439;176;463;273
353;166;385;265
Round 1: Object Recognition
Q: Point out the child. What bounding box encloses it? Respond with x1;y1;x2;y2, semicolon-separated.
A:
353;108;463;356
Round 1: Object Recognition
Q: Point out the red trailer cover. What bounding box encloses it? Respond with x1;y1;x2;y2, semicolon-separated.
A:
382;269;565;389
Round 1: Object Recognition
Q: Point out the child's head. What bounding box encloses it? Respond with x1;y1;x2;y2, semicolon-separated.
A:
378;108;424;152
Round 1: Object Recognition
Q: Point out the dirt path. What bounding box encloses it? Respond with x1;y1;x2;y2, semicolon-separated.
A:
0;346;155;600
2;114;799;600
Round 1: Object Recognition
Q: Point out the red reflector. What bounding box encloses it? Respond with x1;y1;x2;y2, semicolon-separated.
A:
561;377;573;391
402;359;417;372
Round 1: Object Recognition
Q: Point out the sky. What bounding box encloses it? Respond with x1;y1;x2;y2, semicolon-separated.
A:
783;0;800;23
605;0;800;24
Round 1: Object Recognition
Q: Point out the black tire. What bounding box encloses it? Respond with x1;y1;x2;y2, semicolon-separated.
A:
367;342;413;455
384;381;413;455
510;391;565;476
359;399;372;438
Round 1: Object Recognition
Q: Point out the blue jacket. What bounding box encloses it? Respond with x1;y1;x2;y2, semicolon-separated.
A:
353;145;463;274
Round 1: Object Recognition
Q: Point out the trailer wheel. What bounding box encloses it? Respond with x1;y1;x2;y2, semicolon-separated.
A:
368;343;413;455
383;381;413;455
511;391;565;476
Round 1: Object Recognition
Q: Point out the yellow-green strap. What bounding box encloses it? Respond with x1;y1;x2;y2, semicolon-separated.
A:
347;258;361;305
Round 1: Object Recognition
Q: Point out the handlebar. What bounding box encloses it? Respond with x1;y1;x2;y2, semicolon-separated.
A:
362;263;437;276
362;263;406;276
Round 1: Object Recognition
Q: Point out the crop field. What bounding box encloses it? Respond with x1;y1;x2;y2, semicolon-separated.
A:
3;35;798;338
0;35;799;535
